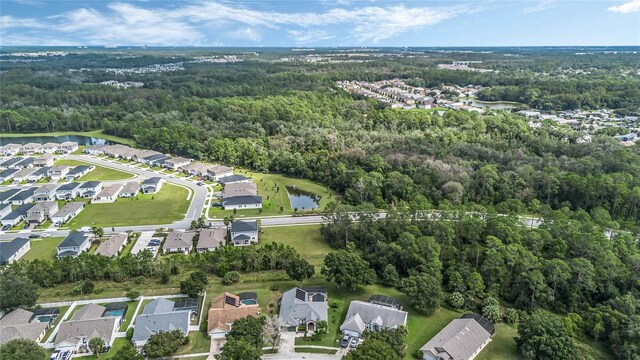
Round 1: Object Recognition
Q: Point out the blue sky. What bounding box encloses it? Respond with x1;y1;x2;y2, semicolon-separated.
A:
1;0;639;46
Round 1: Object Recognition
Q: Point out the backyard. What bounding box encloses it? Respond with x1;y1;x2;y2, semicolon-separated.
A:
22;237;63;261
54;159;134;181
66;183;190;228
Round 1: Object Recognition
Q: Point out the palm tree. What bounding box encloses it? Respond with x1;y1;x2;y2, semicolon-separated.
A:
88;337;105;358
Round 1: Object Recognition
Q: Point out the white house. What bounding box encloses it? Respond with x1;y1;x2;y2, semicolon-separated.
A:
47;166;69;181
222;195;262;210
34;184;59;202
0;237;30;265
56;231;91;258
56;182;82;200
230;220;259;246
163;231;196;254
79;181;103;199
50;202;85;225
142;177;163;194
93;184;123;203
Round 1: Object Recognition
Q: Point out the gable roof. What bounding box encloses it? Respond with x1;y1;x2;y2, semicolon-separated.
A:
143;298;175;315
80;181;101;189
340;301;408;334
58;231;90;249
95;233;128;257
197;228;226;249
0;309;34;327
1;204;34;220
0;321;48;345
142;177;162;186
218;175;250;184
9;188;36;201
0;238;29;265
31;167;51;176
164;231;196;250
35;184;59;193
121;182;141;194
55;317;117;347
71;303;106;321
231;220;258;233
419;315;493;360
67;166;91;176
57;182;82;192
52;202;85;219
278;287;328;327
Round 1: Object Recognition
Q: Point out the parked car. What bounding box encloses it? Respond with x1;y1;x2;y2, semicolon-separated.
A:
29;234;41;239
196;181;204;186
340;335;350;348
1;224;10;231
42;233;51;238
350;337;359;348
54;221;62;227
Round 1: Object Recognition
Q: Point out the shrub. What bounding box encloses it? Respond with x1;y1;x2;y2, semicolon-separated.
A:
504;308;520;324
223;271;240;285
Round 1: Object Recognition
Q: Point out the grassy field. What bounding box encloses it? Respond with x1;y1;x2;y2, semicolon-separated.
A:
208;169;339;218
54;159;134;181
260;225;330;267
66;183;190;228
0;130;136;147
22;237;63;261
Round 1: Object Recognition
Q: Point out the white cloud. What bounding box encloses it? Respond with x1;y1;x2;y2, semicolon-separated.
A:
522;0;557;14
608;0;640;13
0;1;473;45
226;27;262;42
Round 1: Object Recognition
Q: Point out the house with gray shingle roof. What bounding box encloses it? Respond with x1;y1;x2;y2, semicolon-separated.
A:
163;231;196;254
27;166;50;182
95;233;128;257
420;314;495;360
119;182;140;198
56;231;91;258
132;298;190;347
196;227;226;252
0;309;48;345
50;202;85;225
278;287;328;332
142;177;163;194
340;300;408;338
55;316;118;352
0;168;19;182
230;220;259;246
0;238;30;265
0;204;33;227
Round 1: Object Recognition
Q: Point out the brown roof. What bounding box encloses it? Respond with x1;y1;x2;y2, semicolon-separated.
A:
197;227;226;250
207;293;260;332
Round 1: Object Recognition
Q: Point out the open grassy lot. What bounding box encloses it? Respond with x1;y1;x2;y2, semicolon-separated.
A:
22;237;63;261
54;159;134;181
260;225;330;267
209;169;339;218
66;183;190;228
0;130;135;147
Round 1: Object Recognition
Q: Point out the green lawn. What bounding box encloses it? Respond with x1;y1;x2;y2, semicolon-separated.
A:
41;306;69;342
66;184;190;228
0;130;135;147
22;238;63;261
209;169;339;218
260;225;330;267
295;347;338;354
118;302;138;331
175;332;211;355
476;323;521;360
54;159;134;181
75;338;131;359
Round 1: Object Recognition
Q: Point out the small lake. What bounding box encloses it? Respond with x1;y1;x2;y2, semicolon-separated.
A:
286;186;321;210
1;135;115;146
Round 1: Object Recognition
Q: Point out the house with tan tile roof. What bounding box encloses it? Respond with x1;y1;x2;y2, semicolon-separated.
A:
207;292;260;339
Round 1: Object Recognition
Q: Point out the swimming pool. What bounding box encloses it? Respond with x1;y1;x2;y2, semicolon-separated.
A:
104;309;125;317
241;299;257;305
36;315;54;323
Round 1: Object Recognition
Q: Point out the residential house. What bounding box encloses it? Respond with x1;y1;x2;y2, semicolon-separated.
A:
103;144;131;158
84;144;107;155
14;157;35;169
7;188;36;205
230;220;259;246
340;300;408;338
0;308;48;345
218;174;252;185
57;141;79;154
222;195;262;210
34;183;59;202
163;156;191;170
278;287;328;332
79;181;103;199
93;184;123;203
0;237;30;265
47;165;69;180
0;144;21;156
196;227;226;252
0;204;33;227
222;182;258;198
142;177;163;194
27;167;50;183
0;157;23;170
0;204;10;218
56;182;82;200
179;162;209;177
11;167;37;183
0;168;19;182
131;298;190;347
26;201;58;224
20;143;41;155
56;231;91;258
55;305;118;353
33;153;54;167
51;202;85;225
163;231;196;254
141;153;170;166
41;142;59;154
119;182;140;198
207;165;234;181
207;292;260;339
65;166;92;181
1;189;23;204
420;314;495;360
95;233;128;257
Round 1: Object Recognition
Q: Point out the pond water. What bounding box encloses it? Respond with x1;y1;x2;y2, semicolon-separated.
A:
1;135;115;146
286;186;321;210
469;100;524;110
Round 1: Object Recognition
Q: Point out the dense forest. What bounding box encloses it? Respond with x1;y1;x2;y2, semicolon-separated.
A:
1;49;639;229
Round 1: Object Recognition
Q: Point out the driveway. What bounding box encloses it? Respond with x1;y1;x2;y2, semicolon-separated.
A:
278;332;295;354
